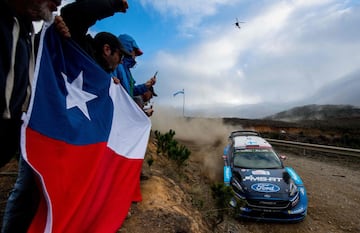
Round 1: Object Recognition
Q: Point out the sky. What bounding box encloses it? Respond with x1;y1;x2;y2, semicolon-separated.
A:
51;0;360;118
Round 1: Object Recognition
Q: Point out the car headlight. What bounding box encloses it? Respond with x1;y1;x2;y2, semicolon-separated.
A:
289;181;298;197
290;192;300;207
231;177;244;193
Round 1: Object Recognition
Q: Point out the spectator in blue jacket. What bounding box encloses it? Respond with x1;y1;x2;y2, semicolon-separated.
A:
112;34;156;98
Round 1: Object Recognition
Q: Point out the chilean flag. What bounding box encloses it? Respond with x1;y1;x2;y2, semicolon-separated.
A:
21;22;151;233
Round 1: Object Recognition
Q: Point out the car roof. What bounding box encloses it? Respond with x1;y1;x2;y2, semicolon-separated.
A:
233;135;272;149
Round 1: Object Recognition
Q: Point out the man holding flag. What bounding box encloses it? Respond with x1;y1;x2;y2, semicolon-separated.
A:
3;0;152;232
0;0;70;232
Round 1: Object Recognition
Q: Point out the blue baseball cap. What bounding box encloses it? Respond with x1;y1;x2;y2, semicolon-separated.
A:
117;34;143;56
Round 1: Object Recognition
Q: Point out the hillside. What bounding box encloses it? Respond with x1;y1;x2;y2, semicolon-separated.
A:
222;104;360;149
264;104;360;122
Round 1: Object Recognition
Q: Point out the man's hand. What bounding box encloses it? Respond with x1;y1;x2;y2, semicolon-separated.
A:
145;108;154;117
54;16;71;38
112;77;121;84
118;0;129;13
145;76;156;88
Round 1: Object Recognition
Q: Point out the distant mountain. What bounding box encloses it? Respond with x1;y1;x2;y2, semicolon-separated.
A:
264;104;360;122
187;102;294;119
303;70;360;106
186;70;360;119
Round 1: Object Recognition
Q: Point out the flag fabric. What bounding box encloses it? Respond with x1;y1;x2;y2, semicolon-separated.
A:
21;22;151;233
173;89;184;97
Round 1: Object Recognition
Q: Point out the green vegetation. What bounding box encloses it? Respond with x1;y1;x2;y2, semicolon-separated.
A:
154;130;191;167
210;183;241;228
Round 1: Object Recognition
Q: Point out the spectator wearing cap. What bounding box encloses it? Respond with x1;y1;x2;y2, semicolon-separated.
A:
111;34;156;98
133;86;158;117
93;32;131;73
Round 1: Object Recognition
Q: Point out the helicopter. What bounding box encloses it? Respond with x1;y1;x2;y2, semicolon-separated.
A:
234;18;245;29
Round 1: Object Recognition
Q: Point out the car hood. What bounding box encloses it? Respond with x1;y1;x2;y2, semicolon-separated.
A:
233;168;291;199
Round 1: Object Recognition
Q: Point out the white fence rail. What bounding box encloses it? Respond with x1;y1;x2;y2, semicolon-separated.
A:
266;138;360;158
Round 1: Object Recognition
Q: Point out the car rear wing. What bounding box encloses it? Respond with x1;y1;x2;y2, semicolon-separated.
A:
229;130;260;138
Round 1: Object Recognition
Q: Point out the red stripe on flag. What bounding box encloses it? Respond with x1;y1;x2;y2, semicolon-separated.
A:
26;128;143;233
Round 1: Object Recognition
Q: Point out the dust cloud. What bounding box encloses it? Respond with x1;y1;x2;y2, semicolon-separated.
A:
150;106;242;182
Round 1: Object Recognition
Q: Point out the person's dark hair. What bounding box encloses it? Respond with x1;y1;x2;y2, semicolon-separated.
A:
93;32;131;72
94;32;122;56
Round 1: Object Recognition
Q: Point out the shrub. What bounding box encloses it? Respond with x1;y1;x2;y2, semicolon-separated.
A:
210;183;234;226
154;129;191;167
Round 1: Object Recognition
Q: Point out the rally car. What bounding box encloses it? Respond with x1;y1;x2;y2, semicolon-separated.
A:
223;130;307;222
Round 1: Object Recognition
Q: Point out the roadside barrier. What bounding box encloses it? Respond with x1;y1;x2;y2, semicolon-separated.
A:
266;138;360;158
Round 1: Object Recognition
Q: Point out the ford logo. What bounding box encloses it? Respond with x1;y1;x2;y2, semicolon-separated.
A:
251;183;280;193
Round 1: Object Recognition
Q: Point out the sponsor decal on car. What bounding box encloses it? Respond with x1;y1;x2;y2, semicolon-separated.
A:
245;139;258;145
251;183;280;193
224;166;231;184
252;170;270;175
243;175;282;182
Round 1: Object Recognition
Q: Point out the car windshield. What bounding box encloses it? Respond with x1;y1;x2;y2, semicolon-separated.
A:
233;149;282;169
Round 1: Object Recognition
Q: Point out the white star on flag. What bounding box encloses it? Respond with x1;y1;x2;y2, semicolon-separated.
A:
62;71;97;120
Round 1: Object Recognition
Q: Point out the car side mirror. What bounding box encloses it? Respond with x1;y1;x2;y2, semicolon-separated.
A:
279;155;287;160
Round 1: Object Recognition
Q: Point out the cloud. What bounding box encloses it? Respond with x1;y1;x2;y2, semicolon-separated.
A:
39;0;359;118
139;0;242;33
147;0;360;113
